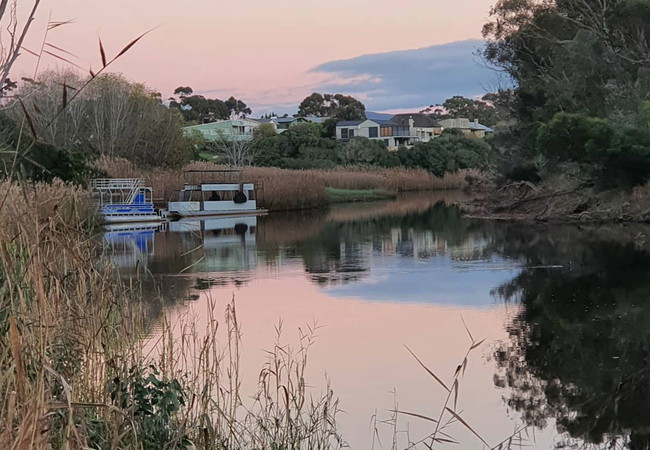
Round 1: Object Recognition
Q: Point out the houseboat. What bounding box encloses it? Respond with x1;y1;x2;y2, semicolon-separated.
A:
167;170;266;218
91;178;163;224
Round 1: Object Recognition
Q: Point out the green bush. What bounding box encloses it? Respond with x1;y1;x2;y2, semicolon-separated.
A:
253;123;343;168
536;112;650;188
398;135;495;177
341;137;399;167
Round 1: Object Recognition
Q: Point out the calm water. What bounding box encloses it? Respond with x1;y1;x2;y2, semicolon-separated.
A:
103;193;650;449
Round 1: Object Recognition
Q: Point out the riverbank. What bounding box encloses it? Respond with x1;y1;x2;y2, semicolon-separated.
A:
461;174;650;224
94;157;481;212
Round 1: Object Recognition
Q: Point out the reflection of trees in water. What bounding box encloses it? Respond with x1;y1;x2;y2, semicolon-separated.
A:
492;228;650;448
261;202;497;287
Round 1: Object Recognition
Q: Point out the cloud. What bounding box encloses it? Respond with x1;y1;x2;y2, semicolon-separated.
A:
308;39;506;112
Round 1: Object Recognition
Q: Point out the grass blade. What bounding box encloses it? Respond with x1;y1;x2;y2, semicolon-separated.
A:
42;50;85;70
9;316;25;402
18;98;37;139
445;407;490;448
404;345;449;392
392;410;439;424
48;19;75;30
115;28;156;59
99;37;107;67
460;315;473;342
470;338;486;351
45;42;78;58
452;379;459;411
22;46;40;57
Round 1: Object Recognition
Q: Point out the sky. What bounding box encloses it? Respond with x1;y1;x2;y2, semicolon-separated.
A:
13;0;505;115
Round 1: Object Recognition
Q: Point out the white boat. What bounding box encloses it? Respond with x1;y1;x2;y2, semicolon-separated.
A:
167;170;266;218
91;178;164;224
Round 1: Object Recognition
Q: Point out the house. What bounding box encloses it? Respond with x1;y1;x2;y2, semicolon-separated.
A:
251;117;279;132
182;119;261;142
336;119;417;148
391;113;442;142
266;116;330;132
437;118;494;138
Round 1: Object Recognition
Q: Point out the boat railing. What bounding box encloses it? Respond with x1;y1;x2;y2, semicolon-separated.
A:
91;178;152;207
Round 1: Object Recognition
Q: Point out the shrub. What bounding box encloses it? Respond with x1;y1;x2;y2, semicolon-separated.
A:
253;123;343;169
341;137;400;167
536;112;650;188
398;135;496;177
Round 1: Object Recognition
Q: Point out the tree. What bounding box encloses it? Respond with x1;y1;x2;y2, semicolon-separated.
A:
9;71;194;168
442;96;500;127
169;87;252;123
253;122;343;169
208;138;256;167
225;96;252;118
342;137;399;167
398;134;496;176
482;0;650;124
173;86;193;97
253;123;277;141
297;93;366;120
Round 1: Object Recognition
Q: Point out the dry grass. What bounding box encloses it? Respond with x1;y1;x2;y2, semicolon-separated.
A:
94;157;476;212
0;178;344;449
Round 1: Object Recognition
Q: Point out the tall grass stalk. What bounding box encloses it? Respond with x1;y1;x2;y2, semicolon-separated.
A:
0;180;344;449
94;157;479;211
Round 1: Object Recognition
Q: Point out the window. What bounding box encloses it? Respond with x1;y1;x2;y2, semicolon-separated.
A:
369;127;378;138
341;128;349;139
349;129;355;138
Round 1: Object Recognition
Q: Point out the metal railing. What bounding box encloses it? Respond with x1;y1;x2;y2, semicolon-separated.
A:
91;178;151;207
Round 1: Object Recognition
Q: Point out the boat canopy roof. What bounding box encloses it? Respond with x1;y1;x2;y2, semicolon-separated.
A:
181;183;255;192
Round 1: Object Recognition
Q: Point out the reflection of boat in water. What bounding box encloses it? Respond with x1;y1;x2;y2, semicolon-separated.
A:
102;215;258;274
168;170;266;219
102;222;160;269
169;215;257;248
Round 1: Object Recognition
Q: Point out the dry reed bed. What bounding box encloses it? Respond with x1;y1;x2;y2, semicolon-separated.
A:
94;157;474;211
0;179;344;449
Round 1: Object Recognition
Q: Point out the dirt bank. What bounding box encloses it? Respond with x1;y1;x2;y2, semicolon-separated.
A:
460;179;650;224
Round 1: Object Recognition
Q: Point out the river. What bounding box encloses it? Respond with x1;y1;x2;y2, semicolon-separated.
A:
103;192;650;449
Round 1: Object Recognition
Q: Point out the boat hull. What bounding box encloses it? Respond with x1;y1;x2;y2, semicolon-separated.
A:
168;199;265;218
102;214;164;224
167;209;267;218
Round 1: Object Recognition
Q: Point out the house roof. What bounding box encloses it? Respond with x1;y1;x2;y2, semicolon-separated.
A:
373;118;397;126
469;123;495;132
336;120;364;127
275;117;296;123
365;111;394;121
391;113;441;128
253;118;276;124
304;116;329;124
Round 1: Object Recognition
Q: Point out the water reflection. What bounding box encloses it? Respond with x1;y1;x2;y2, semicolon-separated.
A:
101;192;650;448
492;226;650;448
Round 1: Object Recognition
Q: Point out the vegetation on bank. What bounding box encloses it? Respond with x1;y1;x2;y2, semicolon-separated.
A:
326;187;395;203
0;180;344;449
477;0;650;221
94;157;481;212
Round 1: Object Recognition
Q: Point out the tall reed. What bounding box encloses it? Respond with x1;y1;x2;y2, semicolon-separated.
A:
94;157;477;211
0;179;345;449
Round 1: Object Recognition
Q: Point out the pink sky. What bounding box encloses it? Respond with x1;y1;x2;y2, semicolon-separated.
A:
14;0;496;113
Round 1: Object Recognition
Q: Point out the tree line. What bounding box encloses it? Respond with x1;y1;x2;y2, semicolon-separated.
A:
482;0;650;189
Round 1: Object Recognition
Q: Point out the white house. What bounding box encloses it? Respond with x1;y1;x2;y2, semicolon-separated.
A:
183;119;262;142
437;118;494;138
390;114;442;142
336;119;416;148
